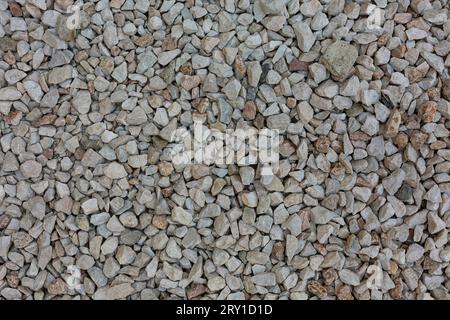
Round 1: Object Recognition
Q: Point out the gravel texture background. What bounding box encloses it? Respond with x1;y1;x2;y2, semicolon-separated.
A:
1;0;450;300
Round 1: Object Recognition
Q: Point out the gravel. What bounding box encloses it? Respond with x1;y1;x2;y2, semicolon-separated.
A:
0;0;450;301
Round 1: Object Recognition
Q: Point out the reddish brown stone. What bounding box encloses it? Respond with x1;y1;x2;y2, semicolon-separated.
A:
392;45;407;59
253;114;265;129
350;131;371;141
43;148;54;160
9;1;23;17
243;101;257;120
313;243;327;256
187;284;208;299
315;136;330;153
372;68;384;80
271;242;284;260
289;58;309;72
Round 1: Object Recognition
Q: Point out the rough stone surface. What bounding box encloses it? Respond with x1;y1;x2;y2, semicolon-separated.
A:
0;0;449;302
322;41;358;79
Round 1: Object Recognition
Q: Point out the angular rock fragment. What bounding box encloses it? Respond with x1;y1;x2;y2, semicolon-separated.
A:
322;41;358;79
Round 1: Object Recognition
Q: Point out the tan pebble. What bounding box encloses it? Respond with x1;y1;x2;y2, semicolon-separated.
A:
191;164;209;179
48;278;67;295
336;285;354;300
286;97;297;108
307;280;328;299
389;278;403;300
410;130;429;149
394;132;409;149
384;110;402;138
158;161;173;176
152;215;168;229
377;33;390;46
418;101;437;122
322;268;338;286
162;37;177;51
134;34;153;47
427;88;440;101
